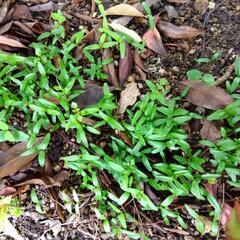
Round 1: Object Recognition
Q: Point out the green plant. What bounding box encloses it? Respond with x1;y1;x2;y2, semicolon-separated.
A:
196;51;221;64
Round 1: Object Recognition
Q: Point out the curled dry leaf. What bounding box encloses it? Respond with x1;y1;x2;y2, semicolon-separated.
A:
167;0;190;3
105;4;144;17
73;85;104;109
157;21;203;39
221;203;233;226
11;5;33;21
0;137;43;179
29;1;58;12
0;186;16;196
102;48;118;87
0;0;11;24
200;120;221;142
226;201;240;240
112;0;160;26
0;35;27;48
118;82;140;114
143;27;167;55
109;23;142;42
0;21;13;35
15;170;69;188
180;80;233;110
118;42;133;86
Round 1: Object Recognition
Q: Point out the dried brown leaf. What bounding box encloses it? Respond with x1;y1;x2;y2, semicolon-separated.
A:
12;5;33;21
29;1;58;12
180;80;233;109
13;21;33;35
221;203;232;226
226;201;240;240
143;27;167;55
105;4;144;17
157;21;203;39
0;35;27;48
0;137;43;179
167;0;190;3
119;42;133;86
118;82;140;114
102;48;118;87
0;21;13;35
73;86;104;109
200;120;221;142
15;171;69;188
0;0;11;24
0;186;16;196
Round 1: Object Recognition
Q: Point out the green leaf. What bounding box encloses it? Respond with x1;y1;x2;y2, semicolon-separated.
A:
235;56;240;77
0;121;8;130
37;133;50;150
38;150;45;167
187;69;202;80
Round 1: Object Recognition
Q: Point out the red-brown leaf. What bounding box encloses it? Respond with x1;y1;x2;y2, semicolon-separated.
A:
200;120;221;142
157;21;203;39
143;27;167;55
0;186;16;196
118;42;133;86
0;35;27;48
180;80;233;109
0;137;43;179
102;48;119;87
226;201;240;240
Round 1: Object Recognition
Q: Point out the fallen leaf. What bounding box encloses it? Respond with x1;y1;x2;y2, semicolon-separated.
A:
180;80;233;109
0;142;10;151
157;21;203;39
0;0;11;24
105;4;145;17
24;22;44;35
118;82;140;114
29;2;58;12
73;86;104;109
143;27;167;55
0;21;13;35
13;21;33;36
0;35;27;48
133;51;147;71
194;0;209;14
135;65;147;80
109;22;142;42
0;187;16;196
167;0;190;3
226;201;240;240
12;5;33;21
221;203;233;226
203;182;218;198
15;170;69;188
116;131;133;146
118;42;133;86
0;137;43;179
112;0;160;26
165;5;178;19
200;120;221;142
102;48;118;87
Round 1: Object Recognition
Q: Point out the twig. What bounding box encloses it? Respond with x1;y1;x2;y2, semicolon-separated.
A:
214;63;235;86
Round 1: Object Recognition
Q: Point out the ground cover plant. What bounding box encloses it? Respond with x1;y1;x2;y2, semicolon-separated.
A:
0;0;239;239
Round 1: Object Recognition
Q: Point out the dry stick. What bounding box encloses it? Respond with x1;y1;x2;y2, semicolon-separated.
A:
214;63;235;86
